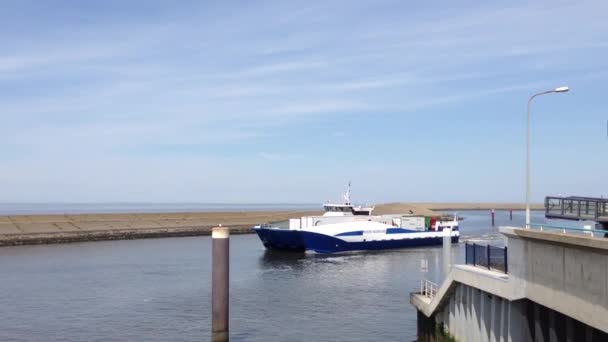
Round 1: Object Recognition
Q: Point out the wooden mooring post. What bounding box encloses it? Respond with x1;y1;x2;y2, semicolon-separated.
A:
212;226;229;342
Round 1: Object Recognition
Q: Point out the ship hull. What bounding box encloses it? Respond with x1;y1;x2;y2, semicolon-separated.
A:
253;227;306;252
253;227;459;254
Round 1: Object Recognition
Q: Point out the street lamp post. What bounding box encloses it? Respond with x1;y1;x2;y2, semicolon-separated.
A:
526;86;569;228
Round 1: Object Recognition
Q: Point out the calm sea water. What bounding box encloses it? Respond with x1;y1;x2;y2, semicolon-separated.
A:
0;210;585;341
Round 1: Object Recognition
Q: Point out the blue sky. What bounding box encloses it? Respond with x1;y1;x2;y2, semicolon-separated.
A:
1;0;607;203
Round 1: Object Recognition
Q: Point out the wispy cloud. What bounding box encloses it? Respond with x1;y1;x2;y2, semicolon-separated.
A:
270;100;365;116
1;0;607;201
225;60;328;79
258;152;283;161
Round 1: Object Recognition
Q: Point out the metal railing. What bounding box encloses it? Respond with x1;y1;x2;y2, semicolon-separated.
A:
465;243;508;273
420;279;438;299
528;223;608;238
545;196;608;221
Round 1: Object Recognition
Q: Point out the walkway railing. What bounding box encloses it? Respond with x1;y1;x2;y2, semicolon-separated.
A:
419;279;438;299
528;223;608;238
545;196;608;221
465;243;508;273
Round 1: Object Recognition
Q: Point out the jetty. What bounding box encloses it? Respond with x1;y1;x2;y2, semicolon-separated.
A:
0;202;459;247
0;211;319;246
0;203;543;247
544;196;608;227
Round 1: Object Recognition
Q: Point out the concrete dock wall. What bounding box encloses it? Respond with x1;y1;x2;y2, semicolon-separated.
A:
501;227;608;331
420;283;606;342
412;227;608;341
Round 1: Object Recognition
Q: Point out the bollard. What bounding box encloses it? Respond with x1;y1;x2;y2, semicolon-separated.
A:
491;209;495;226
212;226;229;342
510;209;513;221
442;227;452;279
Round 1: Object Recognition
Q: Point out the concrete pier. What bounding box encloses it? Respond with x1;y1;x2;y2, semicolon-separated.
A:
411;227;608;341
0;202;448;247
0;211;319;246
442;228;452;278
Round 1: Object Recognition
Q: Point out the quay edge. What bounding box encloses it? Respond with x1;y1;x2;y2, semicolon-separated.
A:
411;226;608;341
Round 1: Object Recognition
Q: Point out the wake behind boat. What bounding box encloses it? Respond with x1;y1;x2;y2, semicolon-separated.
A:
252;184;459;253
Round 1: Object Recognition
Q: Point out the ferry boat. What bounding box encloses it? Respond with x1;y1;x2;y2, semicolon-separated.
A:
252;184;459;253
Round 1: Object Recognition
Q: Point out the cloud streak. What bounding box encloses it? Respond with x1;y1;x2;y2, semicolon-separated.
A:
1;0;607;201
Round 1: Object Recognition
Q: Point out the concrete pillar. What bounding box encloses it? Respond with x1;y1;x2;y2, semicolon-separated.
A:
548;309;558;342
585;326;593;342
212;227;230;342
457;284;467;341
448;287;456;337
490;296;502;342
466;286;474;342
534;302;546;342
508;300;533;342
473;289;482;341
565;317;575;342
442;227;452;279
481;293;491;341
500;297;508;342
489;295;497;342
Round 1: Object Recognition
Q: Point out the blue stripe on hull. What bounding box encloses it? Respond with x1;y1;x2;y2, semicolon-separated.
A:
253;227;459;254
302;232;459;253
253;228;305;252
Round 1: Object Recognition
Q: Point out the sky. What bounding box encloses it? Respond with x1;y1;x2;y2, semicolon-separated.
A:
1;0;607;204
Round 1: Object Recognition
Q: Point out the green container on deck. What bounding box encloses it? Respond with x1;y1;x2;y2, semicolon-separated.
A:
425;216;431;230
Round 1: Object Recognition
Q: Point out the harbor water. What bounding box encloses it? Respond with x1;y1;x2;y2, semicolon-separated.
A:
0;210;578;341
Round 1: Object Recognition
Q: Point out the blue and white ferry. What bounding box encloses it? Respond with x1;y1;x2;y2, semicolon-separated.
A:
252;184;459;253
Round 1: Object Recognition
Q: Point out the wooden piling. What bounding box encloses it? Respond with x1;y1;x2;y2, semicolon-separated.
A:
510;209;513;221
491;209;495;226
212;226;229;341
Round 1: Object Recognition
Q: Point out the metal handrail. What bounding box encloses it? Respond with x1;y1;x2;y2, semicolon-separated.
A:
545;196;608;220
528;223;607;237
465;242;508;273
420;279;438;299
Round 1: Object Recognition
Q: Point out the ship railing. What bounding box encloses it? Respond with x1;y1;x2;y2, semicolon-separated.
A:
465;243;508;274
419;279;438;299
528;223;608;238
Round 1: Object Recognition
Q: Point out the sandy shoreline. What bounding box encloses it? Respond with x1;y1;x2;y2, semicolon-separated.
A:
0;203;543;247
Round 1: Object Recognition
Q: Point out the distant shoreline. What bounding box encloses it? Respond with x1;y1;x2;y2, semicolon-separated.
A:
0;202;543;247
0;202;544;215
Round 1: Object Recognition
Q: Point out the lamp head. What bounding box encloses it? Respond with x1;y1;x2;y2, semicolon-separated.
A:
554;86;569;93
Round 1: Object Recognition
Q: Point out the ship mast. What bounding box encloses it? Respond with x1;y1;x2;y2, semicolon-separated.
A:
343;181;351;205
